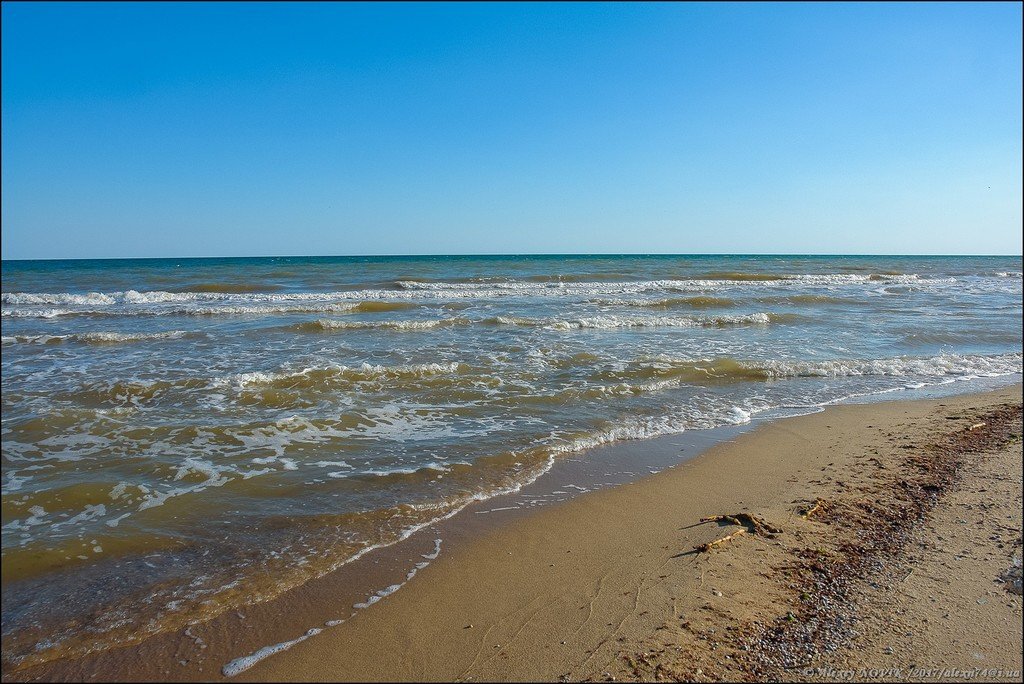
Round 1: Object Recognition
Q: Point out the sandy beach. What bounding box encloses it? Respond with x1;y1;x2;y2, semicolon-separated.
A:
7;383;1019;683
4;4;1021;682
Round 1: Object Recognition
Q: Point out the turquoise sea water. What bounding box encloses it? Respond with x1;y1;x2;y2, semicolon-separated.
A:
2;254;1021;669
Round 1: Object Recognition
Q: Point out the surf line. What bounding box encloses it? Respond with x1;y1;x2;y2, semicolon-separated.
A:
221;538;443;677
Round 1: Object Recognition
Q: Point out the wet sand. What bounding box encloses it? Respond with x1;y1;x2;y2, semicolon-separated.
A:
7;384;1022;682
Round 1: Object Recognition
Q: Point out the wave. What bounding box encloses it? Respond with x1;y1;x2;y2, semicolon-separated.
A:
0;273;974;318
396;273;936;289
526;351;1024;419
220;362;466;389
1;290;406;307
50;361;474;407
590;296;737;309
1;302;364;318
40;351;1020;415
757;352;1023;379
388;273;634;286
1;330;196;346
3;292;121;306
1;290;442;307
360;462;452;478
1;308;78;319
289;318;470;332
602;352;1024;385
590;357;779;386
2;291;316;305
485;312;797;329
0;274;973;308
54;378;207;407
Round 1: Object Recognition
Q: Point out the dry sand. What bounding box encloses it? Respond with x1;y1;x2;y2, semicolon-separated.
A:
6;384;1021;683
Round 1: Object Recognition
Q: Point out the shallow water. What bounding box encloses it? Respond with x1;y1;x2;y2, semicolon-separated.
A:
1;254;1021;669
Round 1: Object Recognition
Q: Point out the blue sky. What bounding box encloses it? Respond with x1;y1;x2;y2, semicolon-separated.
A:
2;2;1021;259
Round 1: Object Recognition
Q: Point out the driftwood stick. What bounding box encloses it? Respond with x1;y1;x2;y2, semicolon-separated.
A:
801;498;826;520
692;512;783;552
694;529;747;553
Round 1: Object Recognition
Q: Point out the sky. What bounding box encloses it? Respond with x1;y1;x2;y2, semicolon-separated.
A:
1;2;1021;259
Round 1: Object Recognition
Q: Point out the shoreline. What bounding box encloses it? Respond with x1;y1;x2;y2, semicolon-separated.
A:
5;382;1022;682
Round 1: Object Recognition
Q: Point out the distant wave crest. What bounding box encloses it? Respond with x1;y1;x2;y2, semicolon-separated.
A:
0;273;989;319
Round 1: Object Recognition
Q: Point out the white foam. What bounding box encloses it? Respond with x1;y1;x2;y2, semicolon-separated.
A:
108;482;135;500
0;291;363;318
353;583;403;609
395;273;942;293
757;352;1022;380
421;538;443;560
2;471;32;494
138;469;230;512
1;307;75;318
728;407;752;424
105;513;131;528
489;312;778;330
2;292;117;306
173;457;226;482
83;330;190;343
297;317;469;331
48;504;106;533
312;460;352;469
221;627;323;677
221;538;443;676
353;538;443;608
362;462;450;477
1;505;48;533
0;273;974;318
0;330;197;346
1;276;1000;320
219;362;463;388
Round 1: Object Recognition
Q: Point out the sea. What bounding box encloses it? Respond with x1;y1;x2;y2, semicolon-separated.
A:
2;254;1021;670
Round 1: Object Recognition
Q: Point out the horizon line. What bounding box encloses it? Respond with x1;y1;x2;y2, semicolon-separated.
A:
3;251;1022;263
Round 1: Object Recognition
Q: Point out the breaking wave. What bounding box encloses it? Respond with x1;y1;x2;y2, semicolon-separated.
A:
485;312;798;329
0;273;972;318
289;318;470;332
1;331;196;346
604;352;1024;384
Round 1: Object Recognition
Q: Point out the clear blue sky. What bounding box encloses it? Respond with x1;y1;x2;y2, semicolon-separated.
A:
2;2;1021;259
